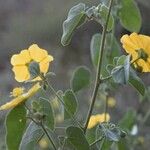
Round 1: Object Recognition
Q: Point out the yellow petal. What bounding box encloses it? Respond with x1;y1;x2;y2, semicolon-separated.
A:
25;83;41;98
107;97;116;108
32;76;42;81
129;33;143;48
95;113;110;123
139;34;150;55
0;96;26;110
136;59;150;72
11;87;24;97
12;65;30;82
87;113;110;129
120;34;139;53
87;116;97;129
11;49;31;65
28;44;48;62
20;50;31;63
0;83;41;110
39;138;49;149
39;55;54;73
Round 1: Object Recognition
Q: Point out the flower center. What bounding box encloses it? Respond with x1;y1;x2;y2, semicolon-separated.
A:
11;87;24;97
136;48;148;61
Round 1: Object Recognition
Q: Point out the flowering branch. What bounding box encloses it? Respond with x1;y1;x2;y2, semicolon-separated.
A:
83;0;114;133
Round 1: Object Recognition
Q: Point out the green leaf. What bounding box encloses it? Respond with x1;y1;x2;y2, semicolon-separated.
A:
61;3;87;46
71;66;91;92
104;128;121;142
98;4;114;31
29;61;40;79
58;136;75;150
86;126;97;144
96;126;113;149
66;126;90;150
118;0;142;32
90;33;101;67
6;104;26;150
139;87;150;102
19;122;43;150
111;66;125;84
111;55;130;84
63;90;78;119
118;139;129;150
123;55;130;82
106;34;121;65
90;33;120;75
129;68;145;96
39;99;55;130
119;109;136;131
101;140;113;150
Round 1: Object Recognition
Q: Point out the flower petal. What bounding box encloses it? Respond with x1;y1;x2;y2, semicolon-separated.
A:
136;59;150;72
0;96;25;110
28;44;48;62
87;116;97;129
129;33;143;48
25;83;41;99
12;65;30;82
39;55;54;73
121;34;139;53
0;83;41;110
139;34;150;55
11;49;31;65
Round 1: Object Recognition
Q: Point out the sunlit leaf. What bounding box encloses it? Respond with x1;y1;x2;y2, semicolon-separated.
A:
118;0;142;32
39;99;55;130
63;90;78;119
6;104;26;150
71;66;91;92
90;33;120;76
111;55;130;84
19;122;43;150
66;126;90;150
129;68;145;96
61;3;87;46
98;4;114;31
119;109;136;131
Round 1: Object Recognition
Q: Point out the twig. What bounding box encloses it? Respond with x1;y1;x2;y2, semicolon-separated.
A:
90;136;104;147
83;0;114;133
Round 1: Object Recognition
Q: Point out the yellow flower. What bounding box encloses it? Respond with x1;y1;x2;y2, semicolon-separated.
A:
39;138;49;149
11;44;54;82
120;32;150;72
107;97;116;108
10;87;24;97
88;113;110;129
0;83;41;110
137;136;144;145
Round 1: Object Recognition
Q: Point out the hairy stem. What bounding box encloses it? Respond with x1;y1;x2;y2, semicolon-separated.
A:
44;79;83;129
83;0;114;133
104;96;109;121
40;123;57;150
24;104;57;150
90;136;104;147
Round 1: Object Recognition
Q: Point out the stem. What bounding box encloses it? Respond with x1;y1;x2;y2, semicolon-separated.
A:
142;108;150;124
44;79;83;129
104;96;109;121
101;75;112;82
61;139;67;150
83;0;114;133
24;104;57;150
26;117;57;150
90;136;104;147
40;123;57;150
99;138;105;150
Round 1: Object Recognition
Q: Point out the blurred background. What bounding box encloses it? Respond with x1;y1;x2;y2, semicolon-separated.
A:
0;0;150;149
